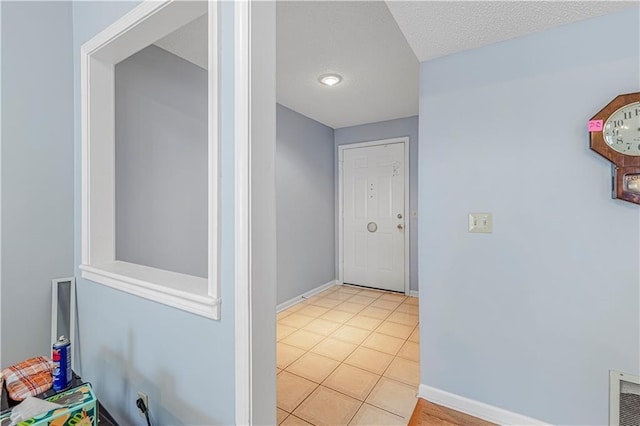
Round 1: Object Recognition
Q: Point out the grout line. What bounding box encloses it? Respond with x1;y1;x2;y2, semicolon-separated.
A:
359;368;384;403
366;379;418;420
362;400;411;421
284;355;342;385
345;400;365;425
288;382;320;418
289;413;316;426
276;370;320;418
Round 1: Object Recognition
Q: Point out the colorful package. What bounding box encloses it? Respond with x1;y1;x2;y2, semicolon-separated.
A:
0;384;97;426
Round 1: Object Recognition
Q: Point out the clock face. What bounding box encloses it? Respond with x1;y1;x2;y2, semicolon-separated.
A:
603;101;640;156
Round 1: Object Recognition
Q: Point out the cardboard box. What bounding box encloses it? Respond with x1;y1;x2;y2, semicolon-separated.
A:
0;384;97;426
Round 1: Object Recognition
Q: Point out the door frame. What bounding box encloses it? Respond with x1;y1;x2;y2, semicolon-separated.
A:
235;1;277;424
337;137;411;295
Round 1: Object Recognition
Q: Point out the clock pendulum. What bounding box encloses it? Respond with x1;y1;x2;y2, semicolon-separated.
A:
589;92;640;205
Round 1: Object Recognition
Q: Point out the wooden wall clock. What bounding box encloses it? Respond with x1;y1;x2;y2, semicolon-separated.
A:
589;92;640;205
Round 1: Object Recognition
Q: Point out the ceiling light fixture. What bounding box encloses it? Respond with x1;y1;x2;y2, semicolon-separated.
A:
318;73;342;87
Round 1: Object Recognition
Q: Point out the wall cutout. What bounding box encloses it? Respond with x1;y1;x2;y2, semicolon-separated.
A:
80;1;220;319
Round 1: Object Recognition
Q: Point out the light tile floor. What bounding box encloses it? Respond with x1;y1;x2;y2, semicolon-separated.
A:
277;285;420;425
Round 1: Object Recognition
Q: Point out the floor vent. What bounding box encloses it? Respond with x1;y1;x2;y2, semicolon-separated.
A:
610;370;640;426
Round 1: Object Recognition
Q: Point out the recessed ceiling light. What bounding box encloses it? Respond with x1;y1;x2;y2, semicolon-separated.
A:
319;74;342;87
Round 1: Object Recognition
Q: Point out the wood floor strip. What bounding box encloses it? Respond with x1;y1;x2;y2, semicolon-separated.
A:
408;398;496;426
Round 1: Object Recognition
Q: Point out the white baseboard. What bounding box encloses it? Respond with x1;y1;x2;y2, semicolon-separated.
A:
418;384;549;426
277;280;337;312
409;290;419;298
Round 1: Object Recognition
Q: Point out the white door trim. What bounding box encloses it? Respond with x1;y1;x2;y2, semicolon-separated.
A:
235;1;277;424
338;137;411;295
234;0;251;424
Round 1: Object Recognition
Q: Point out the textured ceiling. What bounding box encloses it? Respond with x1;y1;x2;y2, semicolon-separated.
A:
277;1;419;129
386;1;638;62
150;1;636;130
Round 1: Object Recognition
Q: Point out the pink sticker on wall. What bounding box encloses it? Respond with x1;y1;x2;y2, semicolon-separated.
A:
588;120;603;132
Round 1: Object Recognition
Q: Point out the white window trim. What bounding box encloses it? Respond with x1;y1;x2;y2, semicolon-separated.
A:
80;0;220;320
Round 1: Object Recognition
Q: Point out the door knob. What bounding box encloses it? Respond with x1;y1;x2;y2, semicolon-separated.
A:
397;224;404;230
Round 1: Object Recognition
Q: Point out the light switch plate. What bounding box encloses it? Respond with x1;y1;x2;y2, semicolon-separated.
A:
468;213;493;233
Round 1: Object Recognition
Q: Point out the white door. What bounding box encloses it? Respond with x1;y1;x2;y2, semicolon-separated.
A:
341;141;405;292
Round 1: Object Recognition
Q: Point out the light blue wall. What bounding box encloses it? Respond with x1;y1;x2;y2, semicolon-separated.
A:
1;1;74;367
115;45;208;278
335;116;419;292
72;2;237;424
276;105;335;304
419;8;639;425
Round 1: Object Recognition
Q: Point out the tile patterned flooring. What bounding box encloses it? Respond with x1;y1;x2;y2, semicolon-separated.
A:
277;284;420;425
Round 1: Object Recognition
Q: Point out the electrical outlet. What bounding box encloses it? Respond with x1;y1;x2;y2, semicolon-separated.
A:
137;391;148;418
468;212;493;233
